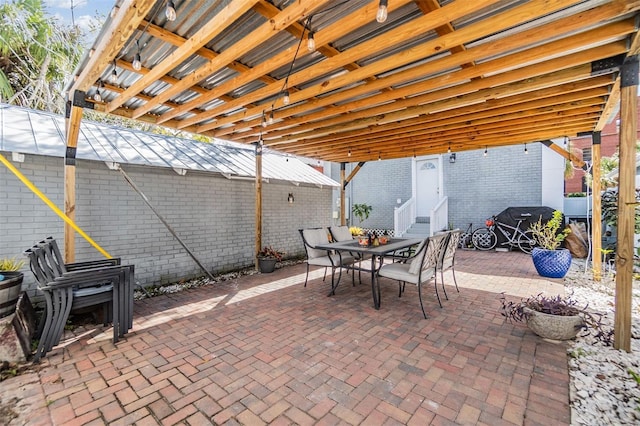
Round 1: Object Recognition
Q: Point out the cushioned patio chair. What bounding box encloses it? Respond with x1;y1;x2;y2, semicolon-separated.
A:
378;232;449;318
299;228;355;294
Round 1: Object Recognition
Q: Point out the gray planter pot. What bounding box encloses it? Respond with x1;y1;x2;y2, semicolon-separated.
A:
258;258;277;273
523;307;584;340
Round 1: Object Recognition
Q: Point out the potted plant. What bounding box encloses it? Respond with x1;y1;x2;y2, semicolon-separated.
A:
500;293;612;343
0;257;25;318
352;203;372;226
528;210;572;278
257;246;284;273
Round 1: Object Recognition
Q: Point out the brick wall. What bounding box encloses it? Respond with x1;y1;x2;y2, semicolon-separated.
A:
445;144;544;231
0;153;333;299
330;158;412;229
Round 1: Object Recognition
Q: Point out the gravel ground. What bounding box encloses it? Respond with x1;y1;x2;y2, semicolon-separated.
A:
563;259;640;425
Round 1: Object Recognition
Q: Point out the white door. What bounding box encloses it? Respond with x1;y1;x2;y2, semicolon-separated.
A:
416;159;439;218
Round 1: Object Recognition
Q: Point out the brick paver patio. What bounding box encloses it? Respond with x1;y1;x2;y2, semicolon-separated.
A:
1;250;571;425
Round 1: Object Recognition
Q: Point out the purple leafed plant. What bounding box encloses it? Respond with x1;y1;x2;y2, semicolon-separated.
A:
499;292;613;345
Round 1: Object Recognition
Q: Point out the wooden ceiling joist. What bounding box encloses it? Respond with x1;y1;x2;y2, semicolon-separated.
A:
66;0;640;162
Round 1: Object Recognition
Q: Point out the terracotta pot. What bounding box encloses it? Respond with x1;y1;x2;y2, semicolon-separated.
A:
523;307;584;340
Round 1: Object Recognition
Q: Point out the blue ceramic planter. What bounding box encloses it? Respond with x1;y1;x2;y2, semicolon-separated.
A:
531;247;572;278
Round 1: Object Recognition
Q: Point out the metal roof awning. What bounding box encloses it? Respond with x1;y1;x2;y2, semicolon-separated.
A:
0;104;338;187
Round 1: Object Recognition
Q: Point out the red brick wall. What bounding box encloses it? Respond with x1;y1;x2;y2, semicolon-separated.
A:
564;97;640;195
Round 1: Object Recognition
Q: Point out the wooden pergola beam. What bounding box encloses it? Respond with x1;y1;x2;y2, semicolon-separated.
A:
614;55;638;352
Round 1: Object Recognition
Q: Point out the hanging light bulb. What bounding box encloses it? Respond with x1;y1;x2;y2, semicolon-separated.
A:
378;152;381;161
283;89;290;105
348;148;352;157
376;0;388;23
564;135;568;146
447;143;451;154
524;143;528;154
307;31;316;52
132;52;142;71
109;66;118;84
483;146;488;157
93;81;103;102
165;0;177;21
268;110;274;124
261;111;267;128
132;41;142;71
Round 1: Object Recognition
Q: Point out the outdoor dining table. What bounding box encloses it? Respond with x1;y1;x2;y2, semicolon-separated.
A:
315;237;423;310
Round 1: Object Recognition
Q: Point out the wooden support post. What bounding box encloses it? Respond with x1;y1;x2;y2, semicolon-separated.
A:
255;142;263;271
591;131;602;281
64;101;83;263
340;163;346;226
614;56;637;352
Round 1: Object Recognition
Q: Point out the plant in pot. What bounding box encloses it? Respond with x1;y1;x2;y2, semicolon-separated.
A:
500;292;613;343
528;210;572;278
257;246;284;273
0;257;25;318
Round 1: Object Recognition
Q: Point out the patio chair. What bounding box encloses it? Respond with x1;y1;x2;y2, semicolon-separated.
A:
299;228;355;294
438;229;462;295
378;232;448;318
24;238;134;362
328;225;369;278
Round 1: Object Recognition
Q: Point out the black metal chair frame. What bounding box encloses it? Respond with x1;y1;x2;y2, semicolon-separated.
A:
299;228;355;294
25;238;134;362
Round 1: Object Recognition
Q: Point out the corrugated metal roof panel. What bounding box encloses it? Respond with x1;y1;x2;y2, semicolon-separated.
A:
0;104;338;187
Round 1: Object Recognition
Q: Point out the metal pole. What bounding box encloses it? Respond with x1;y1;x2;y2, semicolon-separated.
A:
118;167;216;281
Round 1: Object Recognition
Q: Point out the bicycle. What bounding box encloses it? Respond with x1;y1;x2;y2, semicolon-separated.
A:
471;213;537;253
458;223;475;249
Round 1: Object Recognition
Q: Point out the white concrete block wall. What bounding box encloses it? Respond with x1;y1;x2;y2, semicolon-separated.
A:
0;153;333;299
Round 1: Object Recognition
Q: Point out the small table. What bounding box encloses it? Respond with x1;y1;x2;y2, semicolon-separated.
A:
315;237;423;309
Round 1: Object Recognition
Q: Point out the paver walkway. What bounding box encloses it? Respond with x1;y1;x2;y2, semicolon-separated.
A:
0;250;571;425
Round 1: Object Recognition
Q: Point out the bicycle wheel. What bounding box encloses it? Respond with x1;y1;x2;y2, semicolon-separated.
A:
459;232;472;249
517;231;536;254
472;228;497;250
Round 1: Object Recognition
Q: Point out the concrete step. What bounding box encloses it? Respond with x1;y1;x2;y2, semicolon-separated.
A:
404;222;430;238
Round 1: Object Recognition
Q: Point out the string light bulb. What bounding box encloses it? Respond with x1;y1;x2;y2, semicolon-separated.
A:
268;110;274;124
348;148;351;157
447;143;451;154
93;81;103;102
376;0;388;23
283;89;290;105
132;40;142;71
483;146;488;157
524;143;528;154
307;31;316;52
165;0;177;21
378;152;381;161
261;111;267;128
109;61;118;84
564;135;568;146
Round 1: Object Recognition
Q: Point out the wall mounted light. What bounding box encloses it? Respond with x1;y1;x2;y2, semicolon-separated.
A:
449;153;456;163
288;193;295;204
